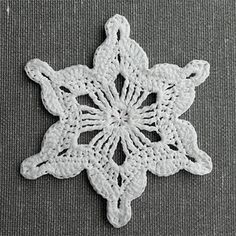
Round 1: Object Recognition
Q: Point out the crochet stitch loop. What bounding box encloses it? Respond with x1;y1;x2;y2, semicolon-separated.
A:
21;14;212;228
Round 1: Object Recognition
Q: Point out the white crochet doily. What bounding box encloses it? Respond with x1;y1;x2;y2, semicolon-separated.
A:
21;14;212;228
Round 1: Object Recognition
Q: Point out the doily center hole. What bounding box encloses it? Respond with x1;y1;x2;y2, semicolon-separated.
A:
115;74;125;97
112;139;126;165
76;94;100;109
140;129;162;143
78;130;101;145
140;92;157;107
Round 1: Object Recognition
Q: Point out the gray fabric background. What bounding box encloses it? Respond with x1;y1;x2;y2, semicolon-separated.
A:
0;0;235;235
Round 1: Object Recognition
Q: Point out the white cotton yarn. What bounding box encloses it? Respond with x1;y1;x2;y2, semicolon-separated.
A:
21;14;212;228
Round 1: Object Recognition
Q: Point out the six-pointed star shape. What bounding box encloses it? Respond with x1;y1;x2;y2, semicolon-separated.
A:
21;14;212;228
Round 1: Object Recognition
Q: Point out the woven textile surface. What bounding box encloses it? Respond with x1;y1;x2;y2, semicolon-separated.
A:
0;0;235;235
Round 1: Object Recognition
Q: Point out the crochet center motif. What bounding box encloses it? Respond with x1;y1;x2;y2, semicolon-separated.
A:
21;15;212;228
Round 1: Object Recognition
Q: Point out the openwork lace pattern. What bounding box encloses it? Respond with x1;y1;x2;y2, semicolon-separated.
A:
21;14;212;228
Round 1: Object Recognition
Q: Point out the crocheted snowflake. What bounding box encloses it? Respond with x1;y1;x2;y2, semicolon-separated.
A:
21;14;212;228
